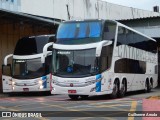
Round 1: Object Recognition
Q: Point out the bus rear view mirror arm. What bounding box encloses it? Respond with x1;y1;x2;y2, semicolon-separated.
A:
4;54;13;66
96;40;112;57
41;42;54;63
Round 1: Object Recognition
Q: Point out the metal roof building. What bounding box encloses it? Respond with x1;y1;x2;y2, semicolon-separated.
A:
20;0;160;21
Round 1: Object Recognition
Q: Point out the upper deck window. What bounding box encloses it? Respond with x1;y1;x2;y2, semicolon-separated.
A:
14;36;52;55
56;21;102;45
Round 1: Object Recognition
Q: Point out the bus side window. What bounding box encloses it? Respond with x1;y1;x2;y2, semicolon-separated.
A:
45;56;52;74
117;27;126;46
114;59;127;73
100;45;113;72
103;22;116;41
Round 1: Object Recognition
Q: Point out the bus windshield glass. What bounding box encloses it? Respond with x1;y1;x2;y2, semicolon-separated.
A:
52;49;99;77
12;58;45;79
14;36;51;55
56;21;102;45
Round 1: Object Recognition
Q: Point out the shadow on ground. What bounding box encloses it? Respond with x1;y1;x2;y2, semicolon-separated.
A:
4;91;52;97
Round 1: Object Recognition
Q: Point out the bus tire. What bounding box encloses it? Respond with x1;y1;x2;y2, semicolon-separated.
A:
68;95;79;100
80;95;89;99
150;78;153;90
118;80;126;98
110;81;118;99
144;80;151;93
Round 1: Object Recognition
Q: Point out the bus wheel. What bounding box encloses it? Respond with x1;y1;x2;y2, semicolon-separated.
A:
110;81;118;99
118;81;126;98
80;95;89;99
148;81;152;92
144;80;151;93
68;95;79;100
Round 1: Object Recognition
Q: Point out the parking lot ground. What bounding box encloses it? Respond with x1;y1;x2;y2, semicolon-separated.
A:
0;88;160;120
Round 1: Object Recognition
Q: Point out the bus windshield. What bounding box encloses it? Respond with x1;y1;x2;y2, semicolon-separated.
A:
56;21;102;45
14;36;54;55
12;58;45;79
52;49;99;77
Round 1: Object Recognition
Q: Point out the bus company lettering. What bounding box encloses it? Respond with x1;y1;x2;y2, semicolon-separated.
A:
117;45;157;63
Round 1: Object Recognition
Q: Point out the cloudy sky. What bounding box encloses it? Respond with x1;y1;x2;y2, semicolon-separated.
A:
103;0;160;11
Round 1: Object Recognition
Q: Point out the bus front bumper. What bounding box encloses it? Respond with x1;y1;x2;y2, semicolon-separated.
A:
11;85;49;92
51;84;113;95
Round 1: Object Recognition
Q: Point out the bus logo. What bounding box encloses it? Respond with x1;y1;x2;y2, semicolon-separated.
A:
70;83;73;87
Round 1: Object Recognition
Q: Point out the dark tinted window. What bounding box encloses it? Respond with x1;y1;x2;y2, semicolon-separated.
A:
103;21;116;42
100;45;113;72
117;27;126;46
52;49;99;77
49;36;56;43
56;21;102;45
115;59;146;74
45;55;52;74
117;26;157;53
12;58;45;79
14;36;53;55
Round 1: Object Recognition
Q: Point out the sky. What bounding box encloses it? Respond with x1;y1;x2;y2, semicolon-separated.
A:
103;0;160;11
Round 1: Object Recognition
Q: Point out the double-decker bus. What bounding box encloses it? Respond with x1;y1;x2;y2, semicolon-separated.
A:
2;35;55;93
44;20;157;99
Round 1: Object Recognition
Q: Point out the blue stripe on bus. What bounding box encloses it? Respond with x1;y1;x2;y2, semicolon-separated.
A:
42;76;47;88
96;74;102;92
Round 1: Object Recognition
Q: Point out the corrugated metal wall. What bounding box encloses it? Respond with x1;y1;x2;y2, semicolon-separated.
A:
21;0;160;20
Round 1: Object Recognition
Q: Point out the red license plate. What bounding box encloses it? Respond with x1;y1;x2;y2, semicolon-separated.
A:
23;88;29;91
68;90;77;93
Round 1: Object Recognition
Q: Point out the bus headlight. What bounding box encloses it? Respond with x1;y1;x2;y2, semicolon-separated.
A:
12;81;15;85
39;80;43;85
39;85;44;89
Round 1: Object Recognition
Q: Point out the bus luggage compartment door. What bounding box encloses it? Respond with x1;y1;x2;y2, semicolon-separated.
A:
2;75;12;93
2;65;12;93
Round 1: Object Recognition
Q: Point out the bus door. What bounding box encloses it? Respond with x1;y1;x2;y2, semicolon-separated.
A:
2;64;12;92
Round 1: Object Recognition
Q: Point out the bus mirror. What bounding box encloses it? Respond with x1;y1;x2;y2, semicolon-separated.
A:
41;55;45;63
2;64;12;76
4;54;13;66
42;42;53;63
43;42;53;54
96;40;112;57
41;51;52;63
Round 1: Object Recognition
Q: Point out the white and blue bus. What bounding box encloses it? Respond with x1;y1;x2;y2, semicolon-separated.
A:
44;20;157;99
2;35;55;93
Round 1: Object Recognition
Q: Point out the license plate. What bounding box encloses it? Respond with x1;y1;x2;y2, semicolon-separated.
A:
68;90;77;93
23;88;29;91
